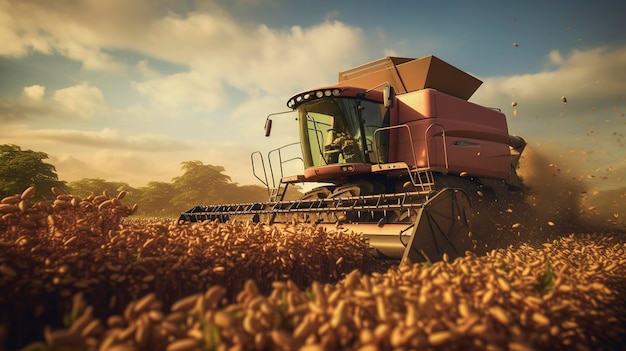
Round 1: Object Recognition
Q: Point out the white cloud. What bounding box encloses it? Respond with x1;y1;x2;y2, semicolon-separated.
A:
131;70;226;112
547;49;564;65
22;85;46;100
121;13;365;114
128;15;366;107
0;1;49;56
1;0;366;104
228;21;364;94
0;83;105;120
135;60;160;79
472;45;626;190
0;0;146;71
52;83;105;118
58;41;128;73
0;124;190;152
473;45;626;125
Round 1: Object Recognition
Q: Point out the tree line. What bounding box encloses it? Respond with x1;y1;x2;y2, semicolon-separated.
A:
0;144;302;218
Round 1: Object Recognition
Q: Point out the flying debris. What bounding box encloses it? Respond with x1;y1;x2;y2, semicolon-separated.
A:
561;96;568;104
513;42;519;47
511;101;518;107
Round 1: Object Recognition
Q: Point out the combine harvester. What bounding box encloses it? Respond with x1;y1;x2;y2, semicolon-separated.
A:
179;56;527;264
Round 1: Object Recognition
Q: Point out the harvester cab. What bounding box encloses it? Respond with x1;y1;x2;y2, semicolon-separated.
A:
180;55;526;264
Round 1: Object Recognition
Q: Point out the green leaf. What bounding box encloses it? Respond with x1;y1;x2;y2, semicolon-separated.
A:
534;260;555;294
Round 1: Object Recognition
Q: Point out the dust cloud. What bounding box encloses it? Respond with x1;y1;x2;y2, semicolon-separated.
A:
470;144;623;254
517;145;625;233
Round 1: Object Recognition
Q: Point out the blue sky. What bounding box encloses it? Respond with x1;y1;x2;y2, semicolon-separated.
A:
1;0;624;194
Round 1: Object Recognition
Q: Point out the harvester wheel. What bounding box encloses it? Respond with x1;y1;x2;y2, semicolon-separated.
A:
327;182;378;222
329;181;380;199
301;186;334;200
329;186;360;198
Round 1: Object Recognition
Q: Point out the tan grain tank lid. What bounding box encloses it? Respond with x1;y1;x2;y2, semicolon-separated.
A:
337;56;482;100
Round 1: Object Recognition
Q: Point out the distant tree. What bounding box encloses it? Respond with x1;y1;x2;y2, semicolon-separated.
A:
169;161;233;212
283;183;304;201
67;178;141;209
0;144;68;201
227;183;303;203
138;181;177;217
170;160;306;209
230;184;270;203
68;178;130;198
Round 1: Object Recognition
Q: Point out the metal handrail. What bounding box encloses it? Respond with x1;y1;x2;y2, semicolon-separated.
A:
267;142;304;188
374;124;418;168
251;151;269;190
373;124;433;191
424;123;449;170
251;142;304;201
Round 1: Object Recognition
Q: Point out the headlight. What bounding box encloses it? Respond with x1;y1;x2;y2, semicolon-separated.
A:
287;89;344;109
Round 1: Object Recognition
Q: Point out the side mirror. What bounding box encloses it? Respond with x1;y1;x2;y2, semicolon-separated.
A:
264;118;273;137
383;86;395;109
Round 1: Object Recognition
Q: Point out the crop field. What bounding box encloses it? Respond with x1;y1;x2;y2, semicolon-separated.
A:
1;187;625;351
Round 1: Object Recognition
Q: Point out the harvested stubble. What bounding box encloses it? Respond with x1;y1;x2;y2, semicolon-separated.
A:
1;188;625;350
